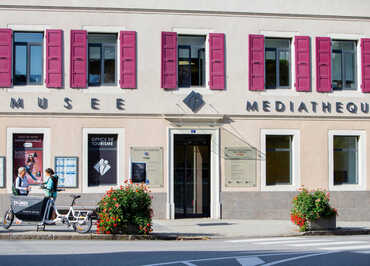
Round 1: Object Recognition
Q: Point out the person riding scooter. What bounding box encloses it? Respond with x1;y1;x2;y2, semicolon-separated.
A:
42;168;58;222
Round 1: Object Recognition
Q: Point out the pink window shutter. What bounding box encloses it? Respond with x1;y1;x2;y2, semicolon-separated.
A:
361;38;370;93
161;32;177;89
209;33;225;90
249;34;264;91
120;31;136;89
70;30;87;88
295;36;311;92
316;37;332;92
0;29;12;88
46;29;63;88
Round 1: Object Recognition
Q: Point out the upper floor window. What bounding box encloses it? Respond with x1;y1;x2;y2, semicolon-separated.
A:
13;32;43;85
332;40;356;90
265;38;291;89
178;35;206;88
88;34;117;86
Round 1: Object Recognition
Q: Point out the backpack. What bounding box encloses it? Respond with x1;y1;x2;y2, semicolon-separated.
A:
50;175;58;192
12;182;20;196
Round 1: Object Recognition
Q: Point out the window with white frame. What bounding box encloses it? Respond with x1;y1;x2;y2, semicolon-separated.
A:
13;32;43;85
332;40;357;90
265;38;291;89
178;35;206;88
329;131;366;190
261;129;300;190
88;34;117;86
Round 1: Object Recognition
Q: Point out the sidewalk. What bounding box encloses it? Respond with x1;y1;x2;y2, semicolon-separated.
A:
1;219;370;240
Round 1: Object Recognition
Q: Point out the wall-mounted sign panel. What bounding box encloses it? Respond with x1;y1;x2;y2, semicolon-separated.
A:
130;147;163;187
224;147;257;187
55;156;78;188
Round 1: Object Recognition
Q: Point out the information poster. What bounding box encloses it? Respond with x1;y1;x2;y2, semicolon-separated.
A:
0;157;5;188
130;147;163;187
131;162;147;183
224;147;257;187
55;157;78;187
88;134;117;186
13;134;43;184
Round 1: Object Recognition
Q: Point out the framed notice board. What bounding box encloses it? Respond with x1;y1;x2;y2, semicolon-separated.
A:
55;156;78;188
130;147;163;187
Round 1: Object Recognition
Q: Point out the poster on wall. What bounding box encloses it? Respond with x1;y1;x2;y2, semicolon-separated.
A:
130;147;163;187
55;157;78;188
88;134;117;186
131;162;147;183
13;134;44;184
0;157;5;188
224;147;257;187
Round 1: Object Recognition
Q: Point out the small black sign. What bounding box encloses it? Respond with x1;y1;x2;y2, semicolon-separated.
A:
131;162;146;183
183;91;205;113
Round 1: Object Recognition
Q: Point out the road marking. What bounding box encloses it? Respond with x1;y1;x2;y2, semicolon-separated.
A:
262;252;335;266
354;250;370;254
320;245;370;251
181;262;197;266
226;237;304;243
254;239;329;245
142;252;313;266
236;257;265;266
290;241;367;247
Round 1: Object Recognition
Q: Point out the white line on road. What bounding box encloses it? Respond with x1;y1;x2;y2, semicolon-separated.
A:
290;241;367;247
254;239;330;245
226;237;305;243
236;257;265;266
261;252;335;266
320;245;370;251
181;262;197;266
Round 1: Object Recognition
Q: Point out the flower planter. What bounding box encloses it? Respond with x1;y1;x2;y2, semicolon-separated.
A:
309;215;336;231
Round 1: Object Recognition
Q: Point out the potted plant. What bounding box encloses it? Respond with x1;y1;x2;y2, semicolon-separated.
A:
291;188;338;232
96;180;153;235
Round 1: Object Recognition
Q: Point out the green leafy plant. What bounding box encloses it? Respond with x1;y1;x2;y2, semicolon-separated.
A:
291;188;337;232
97;181;153;235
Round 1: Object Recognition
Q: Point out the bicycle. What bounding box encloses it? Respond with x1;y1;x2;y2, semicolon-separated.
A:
2;187;93;234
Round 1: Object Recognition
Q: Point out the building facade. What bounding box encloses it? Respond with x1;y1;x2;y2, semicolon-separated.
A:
0;0;370;220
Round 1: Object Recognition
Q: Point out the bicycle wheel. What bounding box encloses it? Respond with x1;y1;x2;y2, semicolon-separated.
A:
73;212;92;234
2;208;14;229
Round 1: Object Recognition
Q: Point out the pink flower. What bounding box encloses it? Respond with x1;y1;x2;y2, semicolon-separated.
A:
115;203;119;208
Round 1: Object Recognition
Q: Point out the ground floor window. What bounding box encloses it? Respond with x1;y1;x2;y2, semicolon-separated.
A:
261;129;300;191
13;134;44;184
329;131;365;190
266;135;292;185
333;136;358;185
87;134;118;186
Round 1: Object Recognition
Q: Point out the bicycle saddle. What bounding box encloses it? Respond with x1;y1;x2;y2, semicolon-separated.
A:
70;194;81;200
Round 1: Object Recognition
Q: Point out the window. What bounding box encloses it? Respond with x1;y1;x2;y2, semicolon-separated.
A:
333;136;358;185
88;34;117;86
266;135;292;185
265;38;291;89
178;35;206;88
329;131;366;191
261;129;300;191
87;134;118;186
13;32;43;85
332;40;357;90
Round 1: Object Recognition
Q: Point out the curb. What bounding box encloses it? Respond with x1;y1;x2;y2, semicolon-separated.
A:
0;233;209;241
303;228;370;236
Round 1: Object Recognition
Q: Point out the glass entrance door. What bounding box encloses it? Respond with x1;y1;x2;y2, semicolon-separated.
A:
174;134;211;218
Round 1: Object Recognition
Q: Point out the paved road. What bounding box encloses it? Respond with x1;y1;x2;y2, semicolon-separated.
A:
0;236;370;265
